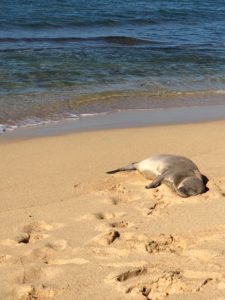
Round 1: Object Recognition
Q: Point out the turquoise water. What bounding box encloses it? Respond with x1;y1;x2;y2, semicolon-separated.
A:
1;0;225;129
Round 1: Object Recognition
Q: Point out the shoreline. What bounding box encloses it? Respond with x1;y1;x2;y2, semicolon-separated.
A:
1;90;225;138
1;103;225;141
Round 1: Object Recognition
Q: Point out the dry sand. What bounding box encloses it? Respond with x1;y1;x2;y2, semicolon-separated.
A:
1;120;225;299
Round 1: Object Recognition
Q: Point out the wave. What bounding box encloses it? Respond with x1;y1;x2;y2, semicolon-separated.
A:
0;36;159;46
1;8;223;32
1;36;222;51
95;36;157;45
0;18;158;29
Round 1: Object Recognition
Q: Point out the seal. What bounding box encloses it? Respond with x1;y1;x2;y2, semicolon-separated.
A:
107;154;206;197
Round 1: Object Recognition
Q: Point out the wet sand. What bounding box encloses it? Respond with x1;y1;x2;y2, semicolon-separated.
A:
2;104;225;140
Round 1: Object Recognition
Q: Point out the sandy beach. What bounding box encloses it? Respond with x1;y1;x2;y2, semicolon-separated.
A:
1;120;225;299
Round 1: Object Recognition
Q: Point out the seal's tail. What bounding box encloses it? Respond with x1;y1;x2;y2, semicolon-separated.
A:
106;162;138;174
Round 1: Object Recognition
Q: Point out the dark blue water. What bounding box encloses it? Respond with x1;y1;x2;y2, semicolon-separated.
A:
1;0;225;130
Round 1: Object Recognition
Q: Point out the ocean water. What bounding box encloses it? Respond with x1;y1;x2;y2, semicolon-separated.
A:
1;0;225;130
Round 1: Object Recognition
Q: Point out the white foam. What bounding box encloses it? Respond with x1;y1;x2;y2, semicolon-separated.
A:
0;114;80;133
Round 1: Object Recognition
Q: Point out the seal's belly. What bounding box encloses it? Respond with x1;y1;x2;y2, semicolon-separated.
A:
137;156;168;179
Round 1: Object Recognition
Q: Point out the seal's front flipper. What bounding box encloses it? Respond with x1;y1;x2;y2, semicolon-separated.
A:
106;162;137;174
145;175;164;189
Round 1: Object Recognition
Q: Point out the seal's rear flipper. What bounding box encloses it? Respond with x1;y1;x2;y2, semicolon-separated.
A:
106;169;121;174
106;162;137;174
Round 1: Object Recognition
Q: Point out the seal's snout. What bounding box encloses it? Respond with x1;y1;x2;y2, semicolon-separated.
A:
177;177;206;197
176;187;189;198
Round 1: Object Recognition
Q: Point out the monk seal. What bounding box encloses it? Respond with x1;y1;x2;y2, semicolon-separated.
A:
107;154;206;197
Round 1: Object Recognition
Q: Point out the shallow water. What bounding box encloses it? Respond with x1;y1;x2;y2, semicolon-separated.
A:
1;0;225;130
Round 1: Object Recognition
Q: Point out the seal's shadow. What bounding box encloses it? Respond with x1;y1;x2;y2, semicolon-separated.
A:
202;174;209;193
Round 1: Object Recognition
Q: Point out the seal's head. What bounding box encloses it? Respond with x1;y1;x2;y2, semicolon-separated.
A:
176;177;205;198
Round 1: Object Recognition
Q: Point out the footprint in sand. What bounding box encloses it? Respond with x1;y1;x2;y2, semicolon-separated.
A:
23;240;68;264
125;270;185;299
106;265;148;296
76;179;131;203
109;196;121;206
103;180;147;205
82;212;127;233
95;209;134;232
120;232;148;251
109;220;132;229
116;266;147;282
94;212;120;220
14;239;68;287
82;211;126;221
145;234;185;255
22;239;87;266
17;284;62;300
108;183;128;192
111;265;225;300
106;231;186;254
0;220;78;300
91;230;120;246
113;268;183;299
136;190;169;217
146;200;168;216
15;221;64;245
